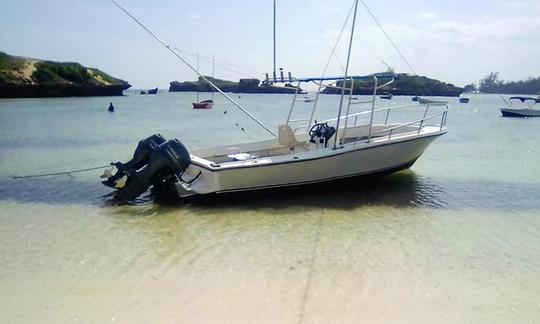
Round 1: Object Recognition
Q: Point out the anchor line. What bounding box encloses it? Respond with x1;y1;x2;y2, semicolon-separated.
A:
12;164;111;179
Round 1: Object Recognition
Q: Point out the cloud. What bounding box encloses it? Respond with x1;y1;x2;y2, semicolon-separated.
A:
431;17;540;41
416;12;437;20
188;12;201;20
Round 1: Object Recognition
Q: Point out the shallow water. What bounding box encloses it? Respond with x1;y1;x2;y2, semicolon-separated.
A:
1;92;539;323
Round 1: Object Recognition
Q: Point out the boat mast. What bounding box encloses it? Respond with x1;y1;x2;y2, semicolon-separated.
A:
111;0;276;137
334;0;359;148
212;53;215;101
196;53;200;103
273;0;277;80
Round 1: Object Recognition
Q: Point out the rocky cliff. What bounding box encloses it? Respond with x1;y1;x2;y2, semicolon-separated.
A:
169;76;299;94
0;52;131;98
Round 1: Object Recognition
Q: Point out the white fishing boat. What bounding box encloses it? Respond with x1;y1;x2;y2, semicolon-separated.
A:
417;97;448;105
104;0;449;201
500;96;540;117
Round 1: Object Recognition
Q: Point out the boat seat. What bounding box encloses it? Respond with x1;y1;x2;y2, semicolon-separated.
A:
278;124;303;150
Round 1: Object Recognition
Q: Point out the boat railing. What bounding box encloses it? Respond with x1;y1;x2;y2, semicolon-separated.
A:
285;74;394;133
280;73;448;145
359;110;448;143
293;102;448;138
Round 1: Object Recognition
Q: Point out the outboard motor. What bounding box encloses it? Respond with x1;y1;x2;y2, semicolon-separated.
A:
103;136;191;202
102;134;166;188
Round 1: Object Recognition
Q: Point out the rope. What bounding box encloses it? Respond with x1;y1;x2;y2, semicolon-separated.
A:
359;0;434;96
359;0;416;75
326;1;393;71
297;214;324;324
12;164;111;179
170;47;263;79
301;0;348;74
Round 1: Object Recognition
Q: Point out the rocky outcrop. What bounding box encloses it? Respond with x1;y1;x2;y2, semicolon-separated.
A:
169;76;299;94
0;52;131;98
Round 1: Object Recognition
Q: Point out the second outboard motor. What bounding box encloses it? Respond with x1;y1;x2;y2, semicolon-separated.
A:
113;139;191;202
102;134;166;188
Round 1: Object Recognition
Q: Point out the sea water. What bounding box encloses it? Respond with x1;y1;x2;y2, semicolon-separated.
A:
0;92;539;323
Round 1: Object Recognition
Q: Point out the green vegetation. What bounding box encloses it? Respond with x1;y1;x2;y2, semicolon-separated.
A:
0;52;26;84
473;72;540;95
0;51;131;98
33;61;91;84
169;76;298;94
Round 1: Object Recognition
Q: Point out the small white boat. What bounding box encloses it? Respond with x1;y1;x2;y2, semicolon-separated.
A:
417;97;448;105
500;97;540;117
105;0;449;202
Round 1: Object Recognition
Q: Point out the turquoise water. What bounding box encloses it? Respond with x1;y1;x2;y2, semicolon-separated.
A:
1;92;539;323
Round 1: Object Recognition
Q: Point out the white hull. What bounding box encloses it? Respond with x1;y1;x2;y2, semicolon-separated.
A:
176;125;446;197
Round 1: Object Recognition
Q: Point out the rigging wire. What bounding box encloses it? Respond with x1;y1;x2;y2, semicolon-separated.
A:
170;47;263;79
358;0;436;96
300;0;348;74
111;0;277;137
326;2;393;72
12;164;111;179
318;0;356;78
358;0;417;75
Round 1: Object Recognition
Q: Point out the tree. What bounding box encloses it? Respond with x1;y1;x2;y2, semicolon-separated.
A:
479;72;501;93
463;83;477;93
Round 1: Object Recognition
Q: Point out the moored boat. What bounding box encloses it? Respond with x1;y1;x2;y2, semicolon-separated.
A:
500;97;540;117
418;97;448;105
192;99;214;109
105;0;449;202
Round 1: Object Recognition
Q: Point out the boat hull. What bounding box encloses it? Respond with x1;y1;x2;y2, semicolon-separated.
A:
500;108;540;117
193;102;214;109
176;129;444;197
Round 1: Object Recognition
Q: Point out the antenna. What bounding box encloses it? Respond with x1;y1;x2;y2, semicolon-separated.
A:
334;0;359;148
111;0;276;137
273;0;277;78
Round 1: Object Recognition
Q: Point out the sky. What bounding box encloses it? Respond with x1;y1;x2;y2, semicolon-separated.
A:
1;0;540;88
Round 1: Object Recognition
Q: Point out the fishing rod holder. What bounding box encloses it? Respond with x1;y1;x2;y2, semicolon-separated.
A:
264;68;294;85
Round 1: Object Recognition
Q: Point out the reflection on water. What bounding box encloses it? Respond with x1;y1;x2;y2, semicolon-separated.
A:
2;169;540;212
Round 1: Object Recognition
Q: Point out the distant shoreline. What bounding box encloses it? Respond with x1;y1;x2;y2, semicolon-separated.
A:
0;52;131;98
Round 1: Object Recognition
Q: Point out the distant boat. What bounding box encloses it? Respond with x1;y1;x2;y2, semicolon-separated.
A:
380;93;392;100
140;90;147;95
418;97;448;105
459;97;470;103
147;87;158;95
500;96;540;117
192;53;214;109
193;99;214;109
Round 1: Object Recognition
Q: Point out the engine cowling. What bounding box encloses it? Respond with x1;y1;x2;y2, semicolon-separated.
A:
103;136;191;202
102;134;166;188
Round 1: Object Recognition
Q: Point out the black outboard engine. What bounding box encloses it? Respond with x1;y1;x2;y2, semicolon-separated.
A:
102;134;166;188
102;135;191;202
309;122;336;147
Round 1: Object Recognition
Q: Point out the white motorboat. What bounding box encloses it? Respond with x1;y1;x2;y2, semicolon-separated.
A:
104;0;449;201
417;97;448;105
500;97;540;117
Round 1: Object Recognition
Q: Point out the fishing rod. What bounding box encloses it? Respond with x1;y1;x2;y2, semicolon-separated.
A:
111;0;276;137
